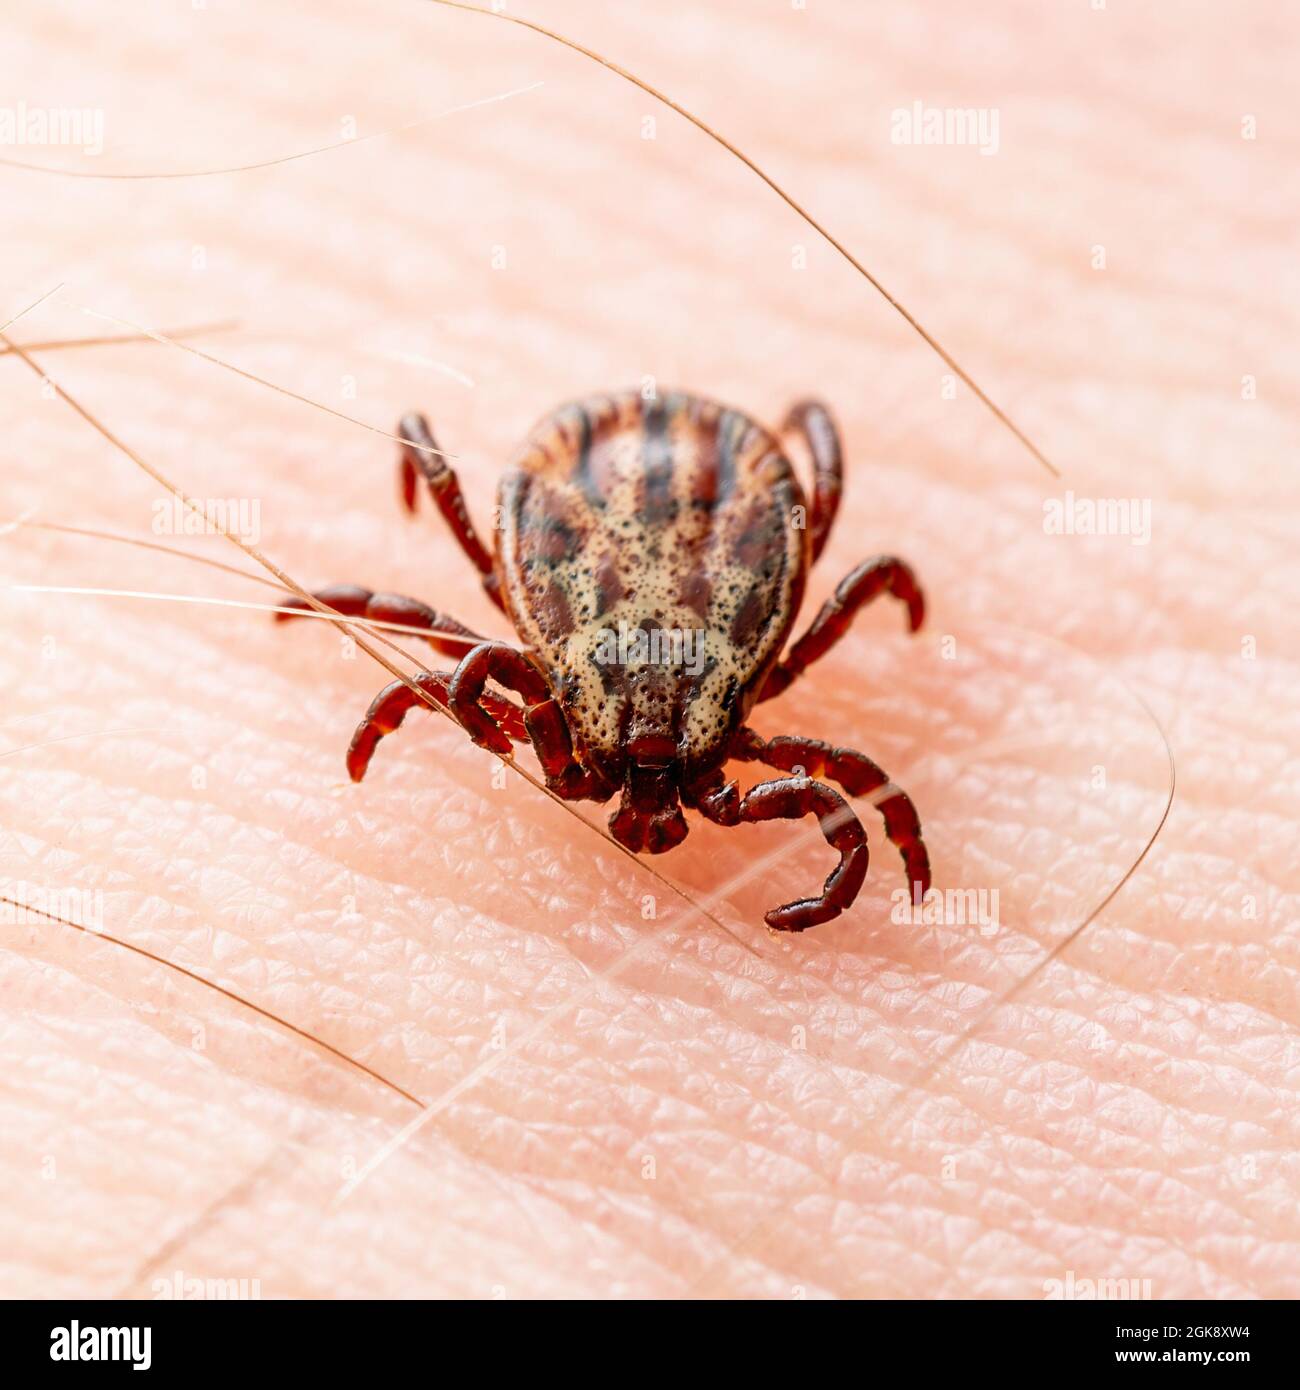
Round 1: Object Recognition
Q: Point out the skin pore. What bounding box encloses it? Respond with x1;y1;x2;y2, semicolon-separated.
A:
1;0;1296;1297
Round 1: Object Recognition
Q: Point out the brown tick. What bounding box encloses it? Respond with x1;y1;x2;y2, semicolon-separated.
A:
278;391;931;931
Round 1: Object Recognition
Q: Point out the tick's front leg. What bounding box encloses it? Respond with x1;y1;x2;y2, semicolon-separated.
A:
690;771;869;931
275;583;487;657
731;727;931;902
450;641;610;800
759;555;924;702
347;671;527;782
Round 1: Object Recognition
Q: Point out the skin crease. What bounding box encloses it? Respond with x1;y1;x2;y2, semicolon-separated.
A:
1;0;1297;1299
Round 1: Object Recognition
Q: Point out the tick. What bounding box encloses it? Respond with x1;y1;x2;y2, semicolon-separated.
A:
278;390;931;931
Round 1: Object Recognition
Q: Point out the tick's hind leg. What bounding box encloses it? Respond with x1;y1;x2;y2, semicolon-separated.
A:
731;727;931;902
688;771;868;932
781;399;843;564
399;413;504;611
347;671;526;782
759;555;924;702
275;584;487;657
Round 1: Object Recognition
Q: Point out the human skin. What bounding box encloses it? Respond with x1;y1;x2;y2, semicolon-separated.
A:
1;0;1297;1299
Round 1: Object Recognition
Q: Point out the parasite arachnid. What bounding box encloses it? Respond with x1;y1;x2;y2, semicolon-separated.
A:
278;390;931;931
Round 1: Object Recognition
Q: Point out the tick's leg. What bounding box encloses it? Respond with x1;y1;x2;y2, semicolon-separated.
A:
781;399;842;565
347;671;527;782
449;641;610;799
398;413;505;610
759;555;924;702
274;584;487;657
731;727;931;901
690;771;868;931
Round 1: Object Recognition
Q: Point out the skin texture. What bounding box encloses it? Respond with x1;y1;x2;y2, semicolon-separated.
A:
1;0;1297;1299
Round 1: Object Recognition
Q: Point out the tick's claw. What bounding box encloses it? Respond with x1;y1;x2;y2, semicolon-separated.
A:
764;899;840;932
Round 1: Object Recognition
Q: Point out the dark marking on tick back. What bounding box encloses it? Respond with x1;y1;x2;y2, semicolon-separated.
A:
593;550;625;616
571;405;604;508
640;397;676;526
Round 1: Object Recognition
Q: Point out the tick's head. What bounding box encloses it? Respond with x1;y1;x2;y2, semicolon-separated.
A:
606;760;689;855
567;634;751;855
559;616;748;773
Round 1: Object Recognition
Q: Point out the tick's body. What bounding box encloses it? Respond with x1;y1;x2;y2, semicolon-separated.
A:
279;390;931;931
501;392;805;789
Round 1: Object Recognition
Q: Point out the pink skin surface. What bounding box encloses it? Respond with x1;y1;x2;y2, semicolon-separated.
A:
1;1;1297;1298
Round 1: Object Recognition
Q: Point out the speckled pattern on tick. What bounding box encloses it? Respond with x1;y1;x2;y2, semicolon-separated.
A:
278;390;931;932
